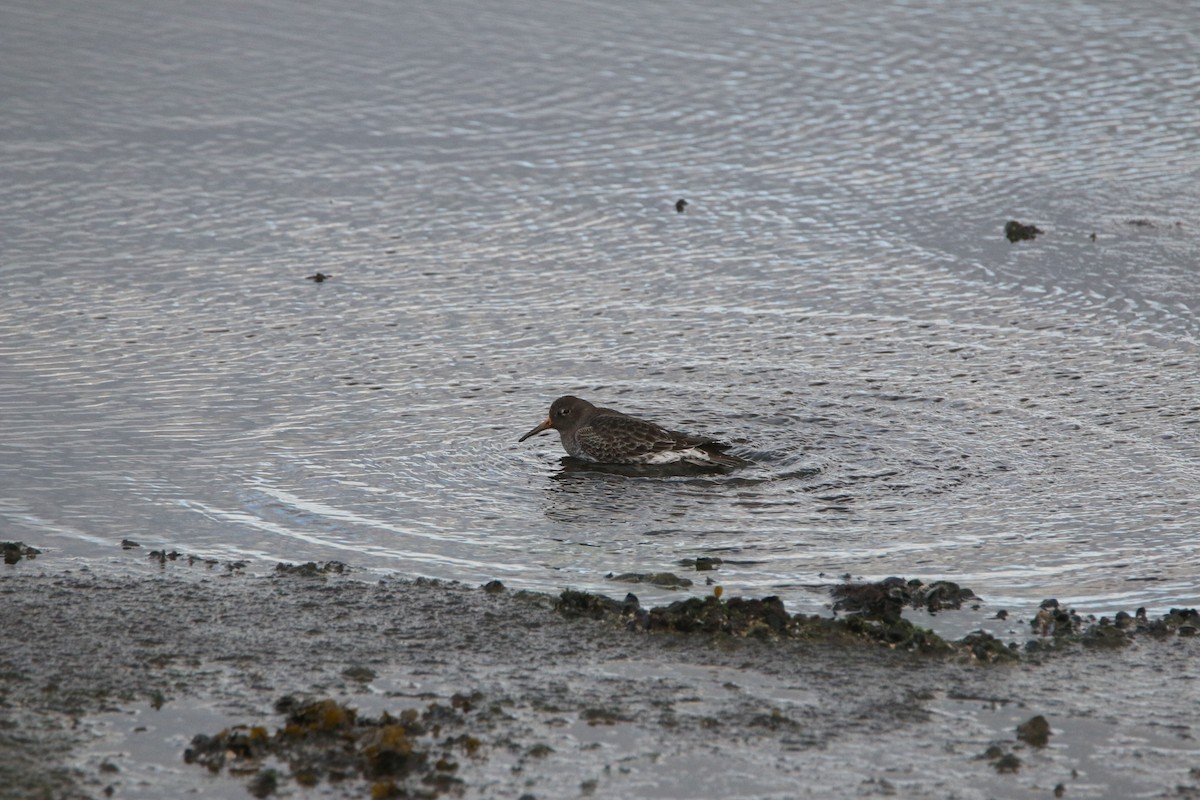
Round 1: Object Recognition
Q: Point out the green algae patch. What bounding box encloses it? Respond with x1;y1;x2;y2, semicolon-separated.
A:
185;695;488;797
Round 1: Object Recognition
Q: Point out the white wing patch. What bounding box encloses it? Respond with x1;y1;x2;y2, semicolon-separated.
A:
641;447;715;465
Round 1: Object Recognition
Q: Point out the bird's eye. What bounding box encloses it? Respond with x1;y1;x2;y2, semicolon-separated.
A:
559;408;571;416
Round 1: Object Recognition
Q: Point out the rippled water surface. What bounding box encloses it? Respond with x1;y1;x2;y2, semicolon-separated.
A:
3;0;1198;620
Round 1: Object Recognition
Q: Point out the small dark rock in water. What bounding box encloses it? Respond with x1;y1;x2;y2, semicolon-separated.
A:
481;580;506;594
2;541;41;565
675;198;688;213
1089;231;1097;241
120;539;140;550
994;609;1009;620
1126;218;1156;228
1005;220;1043;242
1016;714;1051;747
1054;783;1066;798
306;272;332;282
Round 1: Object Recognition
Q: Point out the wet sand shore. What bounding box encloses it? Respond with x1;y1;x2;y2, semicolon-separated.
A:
2;562;1198;799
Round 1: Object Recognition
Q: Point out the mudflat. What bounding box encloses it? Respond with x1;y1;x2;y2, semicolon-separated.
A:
1;562;1197;799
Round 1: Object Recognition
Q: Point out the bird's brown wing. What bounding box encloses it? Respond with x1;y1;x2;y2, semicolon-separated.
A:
575;414;680;463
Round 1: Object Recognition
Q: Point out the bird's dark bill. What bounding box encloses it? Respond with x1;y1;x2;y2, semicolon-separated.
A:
518;417;553;442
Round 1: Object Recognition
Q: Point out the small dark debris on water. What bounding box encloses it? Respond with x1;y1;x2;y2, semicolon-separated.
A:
1005;220;1042;242
120;539;140;550
186;695;486;797
274;561;348;578
1126;218;1156;228
1016;714;1051;747
1089;231;1097;241
675;198;688;213
306;272;332;282
2;541;41;565
607;571;693;589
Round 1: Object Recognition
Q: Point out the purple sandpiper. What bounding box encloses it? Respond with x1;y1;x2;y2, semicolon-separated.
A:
519;395;748;467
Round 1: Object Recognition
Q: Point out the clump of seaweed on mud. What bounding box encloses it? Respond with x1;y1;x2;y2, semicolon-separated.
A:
186;693;489;798
1024;599;1200;652
555;581;1002;660
2;541;42;564
553;576;1199;664
274;560;349;578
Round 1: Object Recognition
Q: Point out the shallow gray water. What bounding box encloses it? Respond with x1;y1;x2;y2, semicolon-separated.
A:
3;0;1199;621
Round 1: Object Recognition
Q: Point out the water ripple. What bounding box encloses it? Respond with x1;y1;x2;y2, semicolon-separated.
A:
2;0;1198;617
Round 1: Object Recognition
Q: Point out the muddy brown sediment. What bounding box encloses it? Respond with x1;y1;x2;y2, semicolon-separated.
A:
1;565;1198;798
